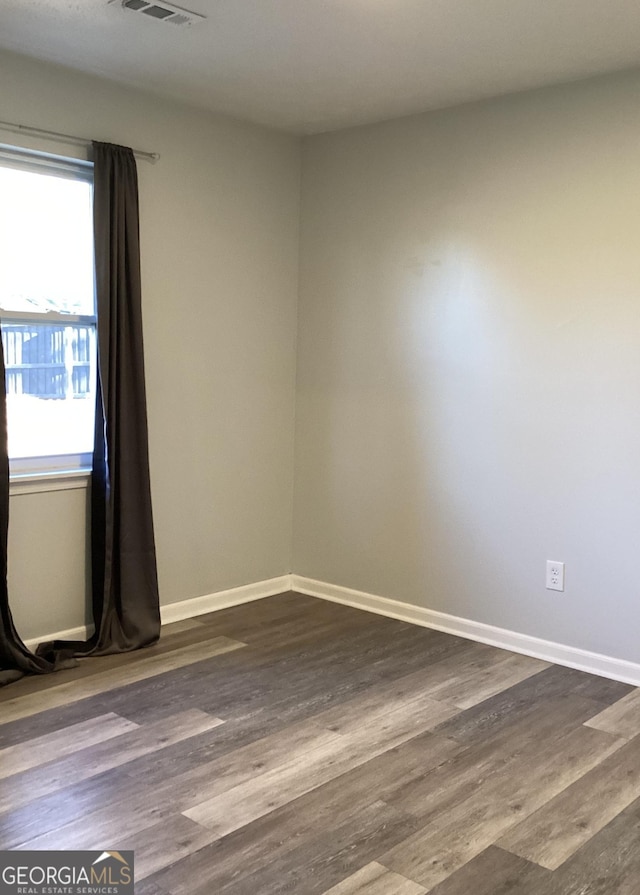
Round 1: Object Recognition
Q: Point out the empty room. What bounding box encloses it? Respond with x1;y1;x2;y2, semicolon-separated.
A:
1;1;640;892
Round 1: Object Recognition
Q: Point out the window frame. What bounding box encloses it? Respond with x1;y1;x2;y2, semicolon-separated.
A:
0;144;96;486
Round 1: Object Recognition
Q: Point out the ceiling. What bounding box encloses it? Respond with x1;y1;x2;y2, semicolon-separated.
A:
1;0;640;134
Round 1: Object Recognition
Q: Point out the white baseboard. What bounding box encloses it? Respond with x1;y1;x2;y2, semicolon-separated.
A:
291;575;640;688
24;624;91;651
22;573;640;688
160;575;293;626
22;576;293;649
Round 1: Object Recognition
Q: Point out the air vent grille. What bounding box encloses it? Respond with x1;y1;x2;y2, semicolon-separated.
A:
117;0;206;26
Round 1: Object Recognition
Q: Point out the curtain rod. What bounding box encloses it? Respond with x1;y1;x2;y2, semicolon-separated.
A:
0;119;159;162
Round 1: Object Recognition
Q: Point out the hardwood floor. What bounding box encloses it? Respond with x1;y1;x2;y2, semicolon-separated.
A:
0;592;638;893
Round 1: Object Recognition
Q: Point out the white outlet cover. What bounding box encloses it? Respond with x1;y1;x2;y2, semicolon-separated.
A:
546;560;565;592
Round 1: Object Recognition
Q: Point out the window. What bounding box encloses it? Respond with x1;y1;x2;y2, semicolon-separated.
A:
0;146;96;478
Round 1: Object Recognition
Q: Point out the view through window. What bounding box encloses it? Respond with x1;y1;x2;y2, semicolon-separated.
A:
0;150;96;474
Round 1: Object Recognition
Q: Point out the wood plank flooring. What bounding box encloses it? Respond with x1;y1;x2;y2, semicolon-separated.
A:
0;592;638;893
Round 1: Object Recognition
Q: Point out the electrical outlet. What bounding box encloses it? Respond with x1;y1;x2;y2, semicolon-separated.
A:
546;560;565;592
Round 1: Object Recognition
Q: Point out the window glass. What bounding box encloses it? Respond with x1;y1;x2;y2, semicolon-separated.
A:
0;154;96;473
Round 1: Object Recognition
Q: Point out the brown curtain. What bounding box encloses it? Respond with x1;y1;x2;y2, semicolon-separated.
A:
38;142;161;658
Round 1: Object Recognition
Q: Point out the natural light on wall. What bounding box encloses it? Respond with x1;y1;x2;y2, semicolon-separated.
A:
0;156;96;473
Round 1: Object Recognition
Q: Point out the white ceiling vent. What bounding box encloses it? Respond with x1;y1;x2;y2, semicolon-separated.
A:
114;0;206;26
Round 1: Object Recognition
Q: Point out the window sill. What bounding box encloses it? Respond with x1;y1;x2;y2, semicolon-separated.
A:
9;468;91;496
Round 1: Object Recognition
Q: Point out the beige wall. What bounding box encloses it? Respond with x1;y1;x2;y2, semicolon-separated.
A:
5;50;640;665
294;71;640;663
1;50;300;640
9;486;91;639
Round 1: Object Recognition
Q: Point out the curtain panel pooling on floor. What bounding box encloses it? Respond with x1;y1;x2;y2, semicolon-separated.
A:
38;141;161;659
